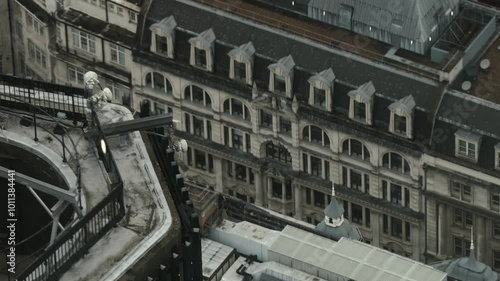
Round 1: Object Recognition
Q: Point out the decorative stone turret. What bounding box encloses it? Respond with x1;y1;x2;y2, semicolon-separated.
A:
315;182;361;241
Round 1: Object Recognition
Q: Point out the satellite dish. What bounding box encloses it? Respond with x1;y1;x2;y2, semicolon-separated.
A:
178;139;188;152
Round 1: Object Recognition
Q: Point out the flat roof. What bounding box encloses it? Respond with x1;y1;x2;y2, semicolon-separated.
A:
268;226;448;281
202;238;235;278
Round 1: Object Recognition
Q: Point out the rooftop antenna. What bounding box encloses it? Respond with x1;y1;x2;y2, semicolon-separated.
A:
470;226;474;252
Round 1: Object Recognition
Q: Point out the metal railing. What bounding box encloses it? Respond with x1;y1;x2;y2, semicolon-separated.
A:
0;74;87;125
16;107;125;281
16;183;125;281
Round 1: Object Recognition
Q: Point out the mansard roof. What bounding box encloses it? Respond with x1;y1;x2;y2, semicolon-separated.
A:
140;0;500;178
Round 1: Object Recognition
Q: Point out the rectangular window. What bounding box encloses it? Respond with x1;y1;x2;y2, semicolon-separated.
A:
457;139;476;159
129;10;137;22
313;87;326;107
117;7;124;16
227;161;233;177
493;221;500;239
25;13;44;36
285;181;292;200
324;161;330;181
272;178;283;199
314;190;325;208
279;116;292;135
110;43;126;65
207;120;212;141
155;35;168;54
351;203;363;225
382;180;387;200
67;65;85;84
15;21;23;39
232;129;243;150
451;181;472;202
187;147;192;166
235;163;247;182
383;214;388;234
306;188;311;205
223;126;229;146
194;149;206;170
454;208;473;228
195;48;207;68
260;110;273;128
72;29;96;53
193;116;204;137
391;217;403;239
364;174;370;194
310;156;322;177
184;113;191;133
405;222;411;241
394;115;407;134
390;183;402;205
342;166;348;186
492;194;500;211
494;251;500;270
365;208;370;228
245;133;251;152
343;200;349;219
28;40;47;68
234;61;246;80
302;153;308;173
404;189;410;207
273;73;286;93
350;170;362;191
354;101;366;120
454;237;463;257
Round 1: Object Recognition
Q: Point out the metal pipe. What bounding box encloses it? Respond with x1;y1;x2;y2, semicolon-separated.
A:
27;186;64;230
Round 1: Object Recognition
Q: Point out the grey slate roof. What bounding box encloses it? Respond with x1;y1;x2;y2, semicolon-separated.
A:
314;219;361;242
432;256;498;281
143;0;442;111
308;0;459;41
324;196;344;219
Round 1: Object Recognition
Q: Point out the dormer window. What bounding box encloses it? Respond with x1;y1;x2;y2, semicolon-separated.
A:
389;95;415;139
495;143;500;170
228;42;255;85
189;28;215;72
348;81;375;125
455;130;481;162
308;68;335;110
268;55;295;97
149;16;177;59
195;48;207;68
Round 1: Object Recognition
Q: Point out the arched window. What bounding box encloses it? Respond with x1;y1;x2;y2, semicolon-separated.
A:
342;139;370;161
382;152;410;175
223;98;250;121
302;125;330;147
266;142;292;164
184;85;212;107
145;72;172;94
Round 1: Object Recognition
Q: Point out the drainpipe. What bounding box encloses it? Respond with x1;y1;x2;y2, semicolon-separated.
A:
105;0;109;23
7;0;16;74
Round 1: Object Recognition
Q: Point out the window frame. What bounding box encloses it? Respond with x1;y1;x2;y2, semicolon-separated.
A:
302;125;330;147
382;152;411;175
223;98;250;121
342;138;370;161
67;65;85;85
266;142;292;164
450;181;472;203
184;85;212;108
110;43;126;66
145;72;173;94
72;29;96;54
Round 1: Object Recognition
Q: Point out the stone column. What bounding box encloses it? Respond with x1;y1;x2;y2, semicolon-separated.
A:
254;169;264;207
476;215;485;261
294;185;303;220
438;204;447;257
214;157;224;193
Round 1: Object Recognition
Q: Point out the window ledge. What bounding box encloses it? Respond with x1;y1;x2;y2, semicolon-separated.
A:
455;154;478;163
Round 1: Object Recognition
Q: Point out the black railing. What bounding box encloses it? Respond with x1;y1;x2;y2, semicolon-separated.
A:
16;183;125;281
16;106;124;281
0;74;87;125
